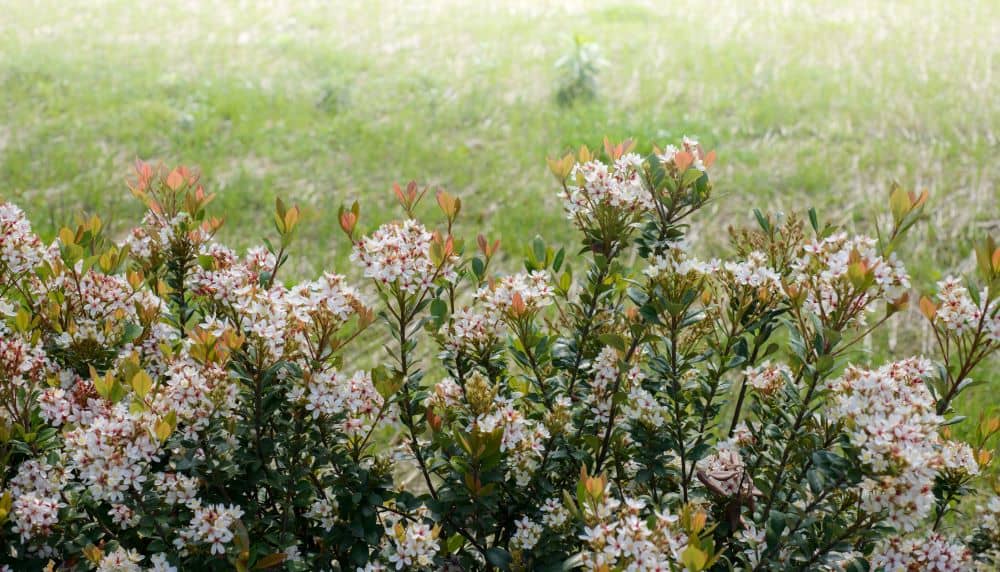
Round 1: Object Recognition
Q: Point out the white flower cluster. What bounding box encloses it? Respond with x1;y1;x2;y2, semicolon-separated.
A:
230;289;290;363
306;497;339;531
976;495;1000;535
352;220;456;294
969;494;1000;562
175;503;246;556
938;440;980;475
41;270;163;350
445;307;503;353
792;232;910;324
723;250;782;293
190;244;273;303
122;211;170;263
745;361;792;396
561;153;653;221
734;523;767;568
623;384;669;427
577;493;689;571
424;377;463;411
587;346;620;424
511;516;544;551
657;136;709;172
286;271;366;326
109;503;138;528
475;270;554;316
381;521;440;570
0;294;15;320
160;358;238;437
96;547;176;572
933;277;999;342
289;369;389;439
541;497;571;528
0;335;49;388
63;404;162;503
38;376;105;427
871;533;971;571
153;472;200;508
8;460;69;542
470;396;550;486
0;202;47;279
644;240;719;280
827;358;975;531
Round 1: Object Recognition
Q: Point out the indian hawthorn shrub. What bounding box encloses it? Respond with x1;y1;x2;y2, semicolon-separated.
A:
1;139;998;571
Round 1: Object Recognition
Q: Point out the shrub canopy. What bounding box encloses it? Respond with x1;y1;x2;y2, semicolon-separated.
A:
0;139;998;571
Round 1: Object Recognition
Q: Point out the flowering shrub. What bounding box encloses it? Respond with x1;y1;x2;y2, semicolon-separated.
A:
0;139;998;571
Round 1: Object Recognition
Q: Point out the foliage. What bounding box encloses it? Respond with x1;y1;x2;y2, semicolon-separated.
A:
0;138;998;571
555;35;604;106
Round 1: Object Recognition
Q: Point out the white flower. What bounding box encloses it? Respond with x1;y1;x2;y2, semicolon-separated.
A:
0;202;48;279
560;155;654;221
149;554;177;572
828;358;953;532
511;517;543;551
96;547;144;572
744;361;792;396
871;534;970;571
352;220;456;294
791;232;910;327
474;271;554;316
176;503;246;556
307;498;339;531
541;497;570;528
384;521;440;570
723;251;782;293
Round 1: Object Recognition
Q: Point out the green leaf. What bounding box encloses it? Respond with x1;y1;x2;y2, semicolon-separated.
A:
253;553;287;569
680;544;709;571
444;533;464;555
889;183;910;223
131;370;153;399
486;547;512;570
597;333;626;352
553;247;566;272
532;236;547;268
471;256;485;279
753;209;771;233
808;207;819;233
372;366;403;399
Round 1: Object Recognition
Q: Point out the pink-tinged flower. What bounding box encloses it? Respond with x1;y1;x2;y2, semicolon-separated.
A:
657;136;714;173
744;361;792;396
827;358;959;532
791;232;910;327
723;251;782;293
96;547;145;572
0;202;48;280
351;220;456;294
176;503;245;556
871;533;970;572
511;516;543;551
561;153;654;221
576;481;689;570
384;521;440;570
474;271;554;317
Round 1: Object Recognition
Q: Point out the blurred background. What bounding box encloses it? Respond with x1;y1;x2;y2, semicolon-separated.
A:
1;0;997;431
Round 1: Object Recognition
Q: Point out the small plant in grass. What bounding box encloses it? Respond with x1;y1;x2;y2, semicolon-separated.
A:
555;34;604;106
0;138;998;571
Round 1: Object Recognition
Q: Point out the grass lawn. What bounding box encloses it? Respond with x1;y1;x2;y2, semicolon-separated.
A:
1;1;997;443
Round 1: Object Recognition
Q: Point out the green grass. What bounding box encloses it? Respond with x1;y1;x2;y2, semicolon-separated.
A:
1;1;997;442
